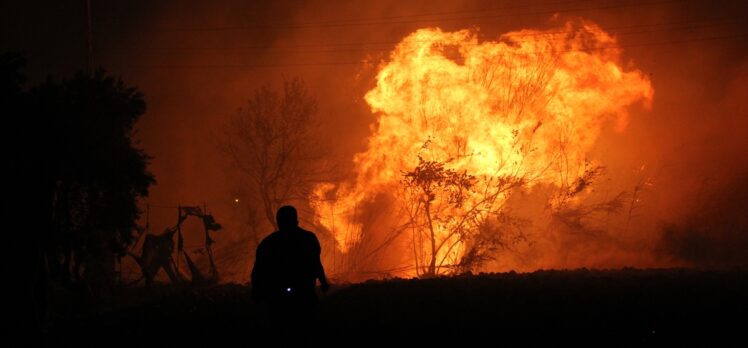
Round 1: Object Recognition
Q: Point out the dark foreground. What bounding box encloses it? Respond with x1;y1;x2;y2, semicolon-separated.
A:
42;269;747;345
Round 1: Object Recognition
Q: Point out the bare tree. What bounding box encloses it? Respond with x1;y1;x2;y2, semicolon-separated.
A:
221;77;325;231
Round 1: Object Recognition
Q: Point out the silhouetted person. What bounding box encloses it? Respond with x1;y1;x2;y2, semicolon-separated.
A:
251;205;329;334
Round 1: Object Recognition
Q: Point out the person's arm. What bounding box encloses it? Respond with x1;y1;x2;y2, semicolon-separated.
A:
313;235;330;292
250;240;266;301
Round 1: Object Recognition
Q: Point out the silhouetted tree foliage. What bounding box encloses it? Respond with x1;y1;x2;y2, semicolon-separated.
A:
402;153;475;276
3;54;154;322
0;52;26;98
35;70;154;287
399;140;529;277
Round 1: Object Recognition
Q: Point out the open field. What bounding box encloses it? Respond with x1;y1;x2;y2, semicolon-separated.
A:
42;268;747;344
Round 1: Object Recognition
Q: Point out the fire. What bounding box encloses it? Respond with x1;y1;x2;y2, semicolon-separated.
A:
313;20;653;276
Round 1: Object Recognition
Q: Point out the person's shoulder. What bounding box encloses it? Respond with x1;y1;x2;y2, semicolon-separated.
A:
258;230;282;246
298;227;319;239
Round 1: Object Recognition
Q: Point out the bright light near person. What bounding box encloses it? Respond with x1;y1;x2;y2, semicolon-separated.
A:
286;287;292;292
234;198;239;203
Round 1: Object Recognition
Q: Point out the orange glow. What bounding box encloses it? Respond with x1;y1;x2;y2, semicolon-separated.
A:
312;20;653;275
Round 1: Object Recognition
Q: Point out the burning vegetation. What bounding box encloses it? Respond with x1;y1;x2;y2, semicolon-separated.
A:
312;21;653;278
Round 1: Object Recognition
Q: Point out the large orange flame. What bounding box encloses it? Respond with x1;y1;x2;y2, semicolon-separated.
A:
313;20;653;276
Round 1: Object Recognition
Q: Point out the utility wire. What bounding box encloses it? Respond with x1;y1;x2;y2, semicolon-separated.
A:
126;17;743;54
122;33;746;70
148;0;684;32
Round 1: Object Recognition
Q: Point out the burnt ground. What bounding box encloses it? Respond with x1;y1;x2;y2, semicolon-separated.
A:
40;269;747;345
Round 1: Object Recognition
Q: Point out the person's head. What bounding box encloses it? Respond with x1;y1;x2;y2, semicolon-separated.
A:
276;205;299;231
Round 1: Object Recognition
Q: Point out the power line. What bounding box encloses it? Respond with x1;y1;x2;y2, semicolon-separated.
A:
148;0;684;32
126;17;743;55
121;33;746;70
269;0;594;26
180;0;595;33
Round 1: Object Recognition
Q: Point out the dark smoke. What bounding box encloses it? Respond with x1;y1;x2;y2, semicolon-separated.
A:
659;172;748;267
